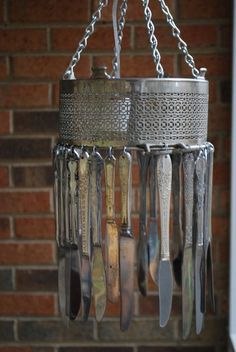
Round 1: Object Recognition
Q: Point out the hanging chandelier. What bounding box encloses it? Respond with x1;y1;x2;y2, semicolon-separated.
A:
53;0;215;339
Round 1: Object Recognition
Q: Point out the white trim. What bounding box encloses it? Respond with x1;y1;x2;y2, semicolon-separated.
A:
230;1;236;350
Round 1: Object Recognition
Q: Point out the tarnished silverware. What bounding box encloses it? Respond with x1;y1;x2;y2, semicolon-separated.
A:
79;149;92;321
148;154;159;285
157;154;173;328
172;153;183;287
204;145;215;313
53;145;60;247
182;152;195;339
119;149;136;331
195;149;207;334
104;148;119;303
137;150;151;296
90;149;107;322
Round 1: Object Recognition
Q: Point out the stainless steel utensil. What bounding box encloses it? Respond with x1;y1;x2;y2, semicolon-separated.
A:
148;154;159;285
195;149;207;335
157;154;173;328
137;150;151;296
90;149;107;322
104;149;120;303
119;149;136;331
182;152;195;339
172;153;183;287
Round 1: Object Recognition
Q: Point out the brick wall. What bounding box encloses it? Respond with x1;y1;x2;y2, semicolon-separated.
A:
0;0;232;351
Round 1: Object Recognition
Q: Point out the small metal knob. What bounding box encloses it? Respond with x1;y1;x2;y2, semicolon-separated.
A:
91;66;110;79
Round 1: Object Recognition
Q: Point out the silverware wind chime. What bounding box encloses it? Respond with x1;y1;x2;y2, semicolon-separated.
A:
53;0;215;338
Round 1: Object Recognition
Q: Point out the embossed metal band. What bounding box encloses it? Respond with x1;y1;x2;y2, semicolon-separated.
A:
59;78;208;147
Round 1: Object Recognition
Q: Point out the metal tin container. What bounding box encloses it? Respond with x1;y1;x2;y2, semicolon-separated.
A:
59;78;208;147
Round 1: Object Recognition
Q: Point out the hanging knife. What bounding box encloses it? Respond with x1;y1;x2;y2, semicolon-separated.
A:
53;144;60;247
68;156;81;320
137;150;151;296
90;149;107;322
119;148;136;331
157;154;173;328
104;148;119;303
172;153;183;287
182;152;195;339
204;144;215;312
195;149;207;335
148;154;159;285
79;149;92;321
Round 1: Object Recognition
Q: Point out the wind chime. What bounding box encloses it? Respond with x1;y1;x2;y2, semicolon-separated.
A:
53;0;215;339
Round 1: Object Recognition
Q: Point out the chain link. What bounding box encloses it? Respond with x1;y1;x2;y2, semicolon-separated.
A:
142;0;164;78
158;0;200;78
110;0;128;78
63;0;108;80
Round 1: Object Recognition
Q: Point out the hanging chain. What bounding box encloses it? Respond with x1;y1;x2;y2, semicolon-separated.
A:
110;0;128;78
141;0;164;78
158;0;200;78
63;0;108;80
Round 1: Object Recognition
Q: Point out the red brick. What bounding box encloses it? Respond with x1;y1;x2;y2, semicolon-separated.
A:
0;166;9;187
180;54;231;78
93;0;175;21
51;26;131;52
212;216;229;239
135;26;175;50
0;84;49;108
12;56;72;80
0;243;54;265
221;25;232;48
208;106;231;133
0;28;47;52
0;217;10;238
209;80;217;104
105;300;120;317
213;161;230;186
179;0;232;19
9;0;89;23
0;348;32;352
0;293;55;316
0;192;50;213
15;217;55;239
0;0;3;23
219;189;230;215
0;111;10;134
139;294;181;316
0;57;8;79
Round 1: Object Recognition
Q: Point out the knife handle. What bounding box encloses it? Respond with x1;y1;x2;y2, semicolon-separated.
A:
149;154;157;219
119;149;132;229
79;150;90;256
196;150;207;246
183;152;195;247
90;150;104;245
53;145;61;247
157;154;172;260
172;153;183;252
137;150;150;226
104;153;116;221
68;159;78;247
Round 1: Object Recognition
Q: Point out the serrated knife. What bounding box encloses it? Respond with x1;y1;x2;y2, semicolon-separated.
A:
182;152;195;339
90;149;107;322
104;149;119;303
119;149;136;331
137;150;150;296
157;154;173;328
195;150;207;334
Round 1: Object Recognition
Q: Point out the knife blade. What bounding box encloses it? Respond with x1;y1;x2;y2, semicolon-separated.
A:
104;149;119;303
79;149;92;321
157;154;173;328
148;154;159;285
204;144;215;312
182;152;195;339
119;149;136;331
172;153;183;287
53;145;60;247
195;149;207;335
90;149;107;322
137;150;151;296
